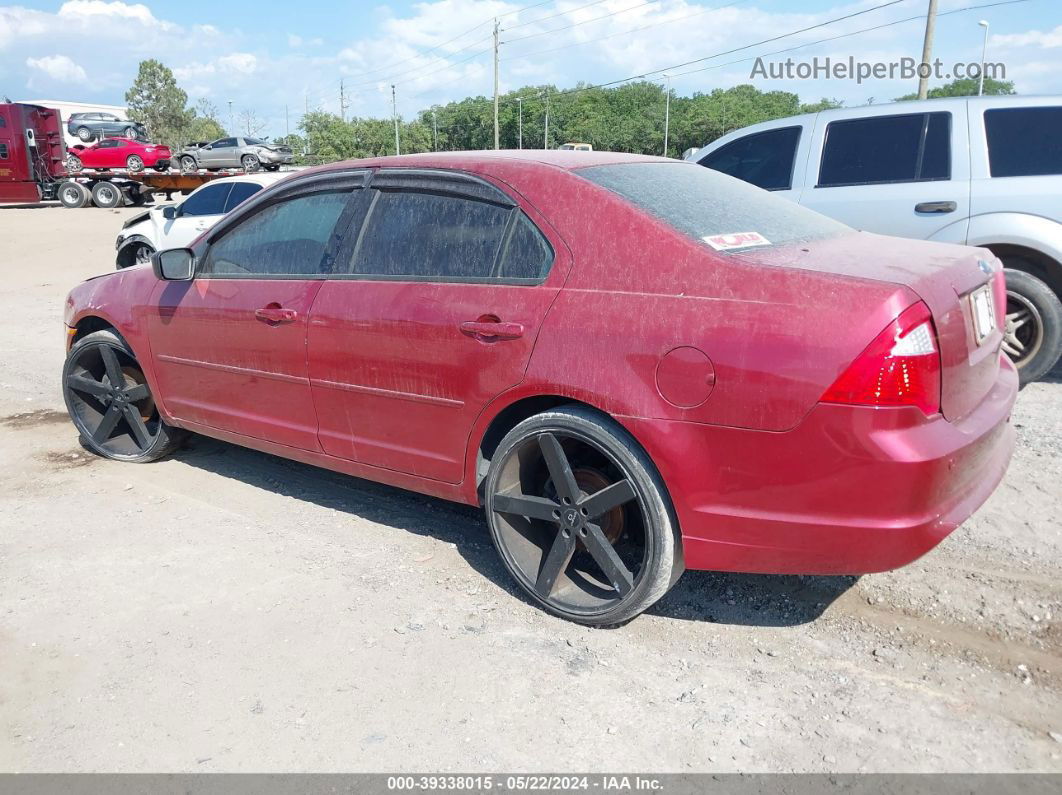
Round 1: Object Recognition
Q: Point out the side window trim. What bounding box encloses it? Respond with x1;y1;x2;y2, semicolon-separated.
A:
815;111;952;188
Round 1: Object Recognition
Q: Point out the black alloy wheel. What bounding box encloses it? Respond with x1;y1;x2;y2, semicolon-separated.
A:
485;407;680;625
62;330;183;462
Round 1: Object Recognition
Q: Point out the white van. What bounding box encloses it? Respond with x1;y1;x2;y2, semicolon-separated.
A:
687;95;1062;384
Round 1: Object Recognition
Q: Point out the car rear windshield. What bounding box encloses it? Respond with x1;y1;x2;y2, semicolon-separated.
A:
577;162;849;250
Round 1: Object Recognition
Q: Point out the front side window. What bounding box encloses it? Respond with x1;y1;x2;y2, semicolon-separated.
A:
579;162;848;250
179;184;231;217
213;138;237;149
351;190;512;280
984;106;1062;177
818;112;951;187
202;191;351;277
700;126;801;191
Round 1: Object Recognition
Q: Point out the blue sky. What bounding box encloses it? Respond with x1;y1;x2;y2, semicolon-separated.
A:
3;0;1059;138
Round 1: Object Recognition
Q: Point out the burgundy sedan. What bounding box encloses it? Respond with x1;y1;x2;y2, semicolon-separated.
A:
61;151;1017;625
66;137;172;173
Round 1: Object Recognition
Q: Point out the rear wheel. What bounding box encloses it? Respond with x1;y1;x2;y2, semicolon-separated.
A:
62;330;184;462
485;406;681;626
91;181;123;209
58;181;90;209
124;126;139;139
76;126;94;142
241;154;260;172
1001;267;1062;386
126;155;144;172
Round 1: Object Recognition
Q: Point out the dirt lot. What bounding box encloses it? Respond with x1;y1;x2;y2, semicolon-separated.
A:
0;204;1060;773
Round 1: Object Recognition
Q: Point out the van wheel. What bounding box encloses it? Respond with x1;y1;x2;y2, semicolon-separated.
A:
1001;267;1062;386
484;406;682;626
63;330;185;462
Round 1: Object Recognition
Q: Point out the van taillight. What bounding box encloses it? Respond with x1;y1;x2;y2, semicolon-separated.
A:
821;302;941;416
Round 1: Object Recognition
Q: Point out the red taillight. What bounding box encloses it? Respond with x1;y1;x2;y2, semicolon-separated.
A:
821;302;941;416
991;266;1007;329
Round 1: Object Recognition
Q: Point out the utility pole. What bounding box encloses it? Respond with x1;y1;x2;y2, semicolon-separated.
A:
431;108;438;151
662;74;672;158
543;89;550;149
516;97;523;149
917;0;939;100
493;18;500;150
978;20;990;96
285;104;289;138
340;78;347;122
391;84;400;155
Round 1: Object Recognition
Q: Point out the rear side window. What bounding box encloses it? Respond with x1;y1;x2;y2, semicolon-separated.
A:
180;183;231;217
700;126;801;191
224;182;261;212
818;112;951;187
498;212;554;279
984;106;1062;177
202;191;351;276
0;143;8;159
578;162;848;250
351;191;512;280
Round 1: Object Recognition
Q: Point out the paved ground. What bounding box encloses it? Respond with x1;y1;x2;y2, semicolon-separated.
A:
1;204;1060;772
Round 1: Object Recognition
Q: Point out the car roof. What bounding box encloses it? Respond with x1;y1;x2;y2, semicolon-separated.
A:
186;172;287;194
302;149;665;177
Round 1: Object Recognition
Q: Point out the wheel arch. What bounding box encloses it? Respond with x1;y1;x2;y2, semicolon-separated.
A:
979;242;1062;299
115;234;156;269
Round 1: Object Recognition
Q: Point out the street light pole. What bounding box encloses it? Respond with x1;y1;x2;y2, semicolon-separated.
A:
516;97;523;149
543;90;550;150
227;99;233;134
978;20;990;96
662;74;672;158
391;84;400;156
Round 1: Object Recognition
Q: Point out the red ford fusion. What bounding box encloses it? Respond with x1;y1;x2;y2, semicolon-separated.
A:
66;137;172;173
62;151;1017;625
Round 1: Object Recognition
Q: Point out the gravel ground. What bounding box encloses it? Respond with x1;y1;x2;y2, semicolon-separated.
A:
0;204;1060;773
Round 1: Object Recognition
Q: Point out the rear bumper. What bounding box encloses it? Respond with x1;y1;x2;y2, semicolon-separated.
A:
623;356;1018;575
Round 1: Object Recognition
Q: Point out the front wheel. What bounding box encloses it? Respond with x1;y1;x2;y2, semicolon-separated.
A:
124;126;139;139
62;330;184;462
1001;267;1062;386
76;126;94;142
179;155;198;173
66;154;83;173
484;406;681;626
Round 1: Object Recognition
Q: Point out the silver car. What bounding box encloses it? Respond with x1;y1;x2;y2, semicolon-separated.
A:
178;136;293;173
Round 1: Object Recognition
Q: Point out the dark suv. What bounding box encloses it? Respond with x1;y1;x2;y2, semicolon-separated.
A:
66;112;145;143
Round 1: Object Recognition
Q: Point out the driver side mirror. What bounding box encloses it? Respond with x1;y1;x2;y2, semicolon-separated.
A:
152;248;196;281
161;205;177;220
203;144;212;150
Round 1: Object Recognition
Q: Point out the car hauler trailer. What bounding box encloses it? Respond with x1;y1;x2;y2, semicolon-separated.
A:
0;102;231;208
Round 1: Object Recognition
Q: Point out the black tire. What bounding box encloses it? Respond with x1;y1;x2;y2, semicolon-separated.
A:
62;329;184;463
128;187;147;206
1001;267;1062;386
126;155;144;172
58;181;90;209
179;155;198;174
91;181;123;209
484;406;682;626
241;154;261;172
66;154;83;173
116;241;154;269
264;164;281;171
76;126;94;142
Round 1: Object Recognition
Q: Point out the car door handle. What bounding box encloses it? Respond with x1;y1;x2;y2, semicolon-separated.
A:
460;320;525;340
255;306;298;324
914;201;957;214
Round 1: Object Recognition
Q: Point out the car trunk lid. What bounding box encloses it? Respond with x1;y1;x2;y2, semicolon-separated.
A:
738;231;1004;422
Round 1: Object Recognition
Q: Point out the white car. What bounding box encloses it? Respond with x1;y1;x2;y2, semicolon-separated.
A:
115;173;285;268
687;95;1062;384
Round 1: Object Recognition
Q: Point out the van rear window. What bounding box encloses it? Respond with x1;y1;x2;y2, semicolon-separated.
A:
577;161;848;250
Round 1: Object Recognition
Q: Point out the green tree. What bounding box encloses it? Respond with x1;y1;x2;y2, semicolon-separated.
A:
124;60;192;147
895;77;1015;101
184;98;226;144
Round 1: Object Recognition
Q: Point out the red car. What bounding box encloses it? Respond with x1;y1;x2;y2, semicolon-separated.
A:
61;152;1017;625
66;137;171;173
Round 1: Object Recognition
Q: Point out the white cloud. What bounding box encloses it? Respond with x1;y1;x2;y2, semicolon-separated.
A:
991;25;1062;50
56;0;158;25
25;53;87;84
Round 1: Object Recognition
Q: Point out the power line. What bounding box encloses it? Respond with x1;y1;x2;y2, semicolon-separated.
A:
503;0;616;32
503;0;661;45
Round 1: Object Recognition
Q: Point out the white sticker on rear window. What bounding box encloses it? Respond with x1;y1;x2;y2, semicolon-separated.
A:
701;232;771;251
